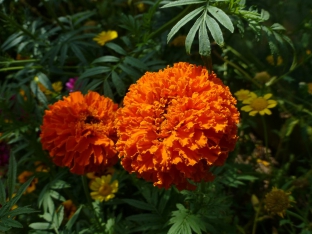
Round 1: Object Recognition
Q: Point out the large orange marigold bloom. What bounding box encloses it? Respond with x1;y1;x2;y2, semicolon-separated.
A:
115;62;240;190
40;91;119;174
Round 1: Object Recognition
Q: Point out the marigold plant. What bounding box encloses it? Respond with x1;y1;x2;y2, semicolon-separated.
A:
115;62;240;190
40;91;119;174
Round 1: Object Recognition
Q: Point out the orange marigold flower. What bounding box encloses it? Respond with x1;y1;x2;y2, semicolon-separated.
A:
18;171;38;194
115;62;240;190
61;200;77;220
40;91;119;174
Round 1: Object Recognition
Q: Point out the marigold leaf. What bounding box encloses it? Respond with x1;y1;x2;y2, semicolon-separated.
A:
111;71;126;96
124;56;149;71
127;213;162;223
10;176;35;206
80;66;111;79
1;33;24;51
0;218;23;228
65;205;82;230
0;180;6;206
105;42;127;55
30;80;48;107
7;153;17;200
199;20;210;56
70;43;87;64
167;7;205;44
205;15;224;46
103;79;114;101
161;0;206;8
207;6;234;33
37;72;53;90
123;199;155;211
118;64;141;81
29;222;54;230
185;15;203;54
92;56;120;64
7;206;37;217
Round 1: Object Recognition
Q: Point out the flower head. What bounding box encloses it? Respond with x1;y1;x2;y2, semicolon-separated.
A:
254;71;271;83
234;89;251;101
40;91;119;174
61;200;77;220
18;171;38;194
93;31;118;46
241;92;277;116
115;62;240;190
90;175;118;202
66;77;78;92
264;187;293;217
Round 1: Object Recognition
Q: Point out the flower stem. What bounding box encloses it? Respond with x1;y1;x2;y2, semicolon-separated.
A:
251;203;261;234
81;175;92;205
261;116;269;160
261;116;268;159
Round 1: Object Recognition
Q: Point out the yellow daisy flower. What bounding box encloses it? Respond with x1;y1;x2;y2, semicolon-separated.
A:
90;175;118;202
264;187;293;218
93;31;118;46
241;92;277;116
234;89;251;101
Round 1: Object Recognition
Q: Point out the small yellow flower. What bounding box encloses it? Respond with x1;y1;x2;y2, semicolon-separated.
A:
136;2;145;12
254;71;271;83
264;187;293;217
170;35;186;47
90;175;118;202
307;83;312;94
257;159;270;167
234;89;251;101
44;81;63;95
266;55;283;66
93;31;118;46
241;92;277;116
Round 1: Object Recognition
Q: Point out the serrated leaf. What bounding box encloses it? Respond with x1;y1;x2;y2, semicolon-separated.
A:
30;80;48;107
7;154;17;200
80;66;111;79
118;64;141;81
199;21;210;56
167;7;205;43
205;15;224;46
161;0;206;8
105;42;127;55
123;199;155;211
70;44;87;64
10;176;35;206
37;72;53;90
92;56;120;64
1;218;23;228
7;206;37;217
103;79;114;100
50;180;71;189
271;23;285;31
29;222;54;230
208;6;234;33
124;56;149;71
111;71;126;96
65;205;82;230
49;190;65;201
187;214;206;234
185;15;203;54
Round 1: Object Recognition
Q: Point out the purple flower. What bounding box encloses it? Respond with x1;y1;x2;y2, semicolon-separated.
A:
66;77;78;92
0;141;9;167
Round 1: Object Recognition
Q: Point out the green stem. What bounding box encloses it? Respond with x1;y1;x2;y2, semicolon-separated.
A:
0;59;38;65
0;66;43;72
261;116;268;159
251;204;261;234
81;175;92;205
147;5;193;40
213;50;262;88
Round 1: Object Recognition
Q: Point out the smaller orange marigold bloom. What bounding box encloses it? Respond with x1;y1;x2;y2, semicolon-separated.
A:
115;62;240;190
62;200;77;220
18;171;38;194
40;91;119;174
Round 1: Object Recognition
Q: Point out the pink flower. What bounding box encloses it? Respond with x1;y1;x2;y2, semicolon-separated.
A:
66;77;78;92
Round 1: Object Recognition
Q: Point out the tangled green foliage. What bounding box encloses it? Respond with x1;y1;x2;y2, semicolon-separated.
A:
0;0;312;233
